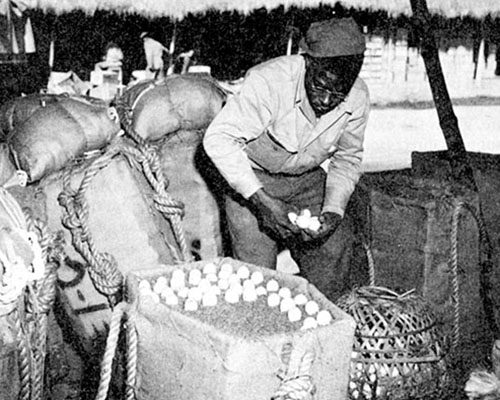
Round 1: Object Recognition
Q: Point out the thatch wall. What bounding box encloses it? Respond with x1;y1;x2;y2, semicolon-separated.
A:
24;0;500;19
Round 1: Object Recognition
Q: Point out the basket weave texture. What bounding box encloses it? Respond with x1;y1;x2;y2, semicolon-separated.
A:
337;286;449;400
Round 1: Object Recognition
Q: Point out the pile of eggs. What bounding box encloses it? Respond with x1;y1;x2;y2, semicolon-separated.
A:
138;261;333;331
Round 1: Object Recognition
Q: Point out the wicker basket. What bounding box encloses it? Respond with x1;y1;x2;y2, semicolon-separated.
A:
336;286;449;400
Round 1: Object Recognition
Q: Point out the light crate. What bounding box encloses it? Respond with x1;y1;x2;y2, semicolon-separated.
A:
126;258;356;400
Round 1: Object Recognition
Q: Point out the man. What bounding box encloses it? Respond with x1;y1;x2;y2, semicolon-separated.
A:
141;32;170;79
203;17;370;301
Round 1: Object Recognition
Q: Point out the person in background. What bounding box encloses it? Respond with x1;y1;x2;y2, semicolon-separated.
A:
94;42;124;71
203;17;370;301
90;42;124;100
141;32;170;79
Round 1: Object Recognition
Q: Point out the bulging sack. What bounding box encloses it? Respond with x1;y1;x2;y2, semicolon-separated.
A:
6;96;121;182
120;75;226;141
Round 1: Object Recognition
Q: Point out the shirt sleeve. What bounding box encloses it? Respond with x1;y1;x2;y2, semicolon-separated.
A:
322;93;370;217
203;70;275;199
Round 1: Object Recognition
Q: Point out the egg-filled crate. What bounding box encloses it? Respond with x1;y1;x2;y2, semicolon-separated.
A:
126;257;356;400
337;287;450;400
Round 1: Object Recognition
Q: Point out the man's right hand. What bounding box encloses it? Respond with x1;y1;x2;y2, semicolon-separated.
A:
249;189;300;240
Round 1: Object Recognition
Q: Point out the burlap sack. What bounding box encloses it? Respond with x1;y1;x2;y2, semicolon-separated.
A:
0;93;61;140
159;130;222;259
6;96;120;182
120;75;226;141
126;258;356;400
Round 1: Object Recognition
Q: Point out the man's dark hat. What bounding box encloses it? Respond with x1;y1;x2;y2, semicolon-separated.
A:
299;17;366;57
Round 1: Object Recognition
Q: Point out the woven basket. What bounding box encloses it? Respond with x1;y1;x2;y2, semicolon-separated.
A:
337;286;449;400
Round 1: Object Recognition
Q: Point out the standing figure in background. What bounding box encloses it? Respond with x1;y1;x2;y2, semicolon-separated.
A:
90;42;124;100
141;32;170;80
203;17;370;302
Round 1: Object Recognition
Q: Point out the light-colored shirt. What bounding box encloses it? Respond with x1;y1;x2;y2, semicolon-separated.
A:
204;55;370;217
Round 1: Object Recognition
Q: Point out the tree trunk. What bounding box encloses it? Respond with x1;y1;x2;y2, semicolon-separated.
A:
409;0;476;191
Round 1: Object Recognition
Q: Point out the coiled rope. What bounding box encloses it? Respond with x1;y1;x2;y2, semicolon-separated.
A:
58;142;124;304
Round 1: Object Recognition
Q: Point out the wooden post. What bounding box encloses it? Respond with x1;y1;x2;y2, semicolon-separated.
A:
409;0;476;191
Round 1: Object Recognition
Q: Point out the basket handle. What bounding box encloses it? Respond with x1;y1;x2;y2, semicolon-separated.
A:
356;286;415;300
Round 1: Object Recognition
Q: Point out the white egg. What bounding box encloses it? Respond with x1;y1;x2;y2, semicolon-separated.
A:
164;295;179;306
255;286;267;296
188;287;203;302
287;307;302;322
188;269;202;286
207;285;221;296
316;310;333;326
224;289;240;304
160;286;176;299
288;212;298;224
307;217;321;232
302;209;312;219
243;287;257;302
301;316;318;330
250;271;264;286
229;282;243;295
184;298;198;311
267;292;281;307
177;287;189;299
219;263;234;276
203;262;217;275
198;278;212;293
153;281;166;294
155;276;168;289
218;269;232;280
305;300;319;316
280;297;295;313
295;215;310;229
202;293;218;307
138;280;151;293
242;279;256;290
217;278;229;291
171;269;186;282
293;293;308;306
170;274;185;291
266;279;279;292
278;287;292;298
206;273;218;283
236;265;250;280
227;274;241;286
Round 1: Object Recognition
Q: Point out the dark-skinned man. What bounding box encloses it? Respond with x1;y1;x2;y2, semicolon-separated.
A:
203;17;370;302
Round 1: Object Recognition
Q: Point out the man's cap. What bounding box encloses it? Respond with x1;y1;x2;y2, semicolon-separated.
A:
299;17;366;58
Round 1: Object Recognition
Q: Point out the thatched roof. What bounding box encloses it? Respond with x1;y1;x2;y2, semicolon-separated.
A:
21;0;500;19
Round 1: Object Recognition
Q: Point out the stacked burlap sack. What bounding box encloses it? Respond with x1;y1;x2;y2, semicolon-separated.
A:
0;93;121;183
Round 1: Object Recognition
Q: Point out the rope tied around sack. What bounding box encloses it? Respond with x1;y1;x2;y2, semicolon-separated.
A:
58;142;124;302
272;332;317;400
449;199;492;350
115;97;191;262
